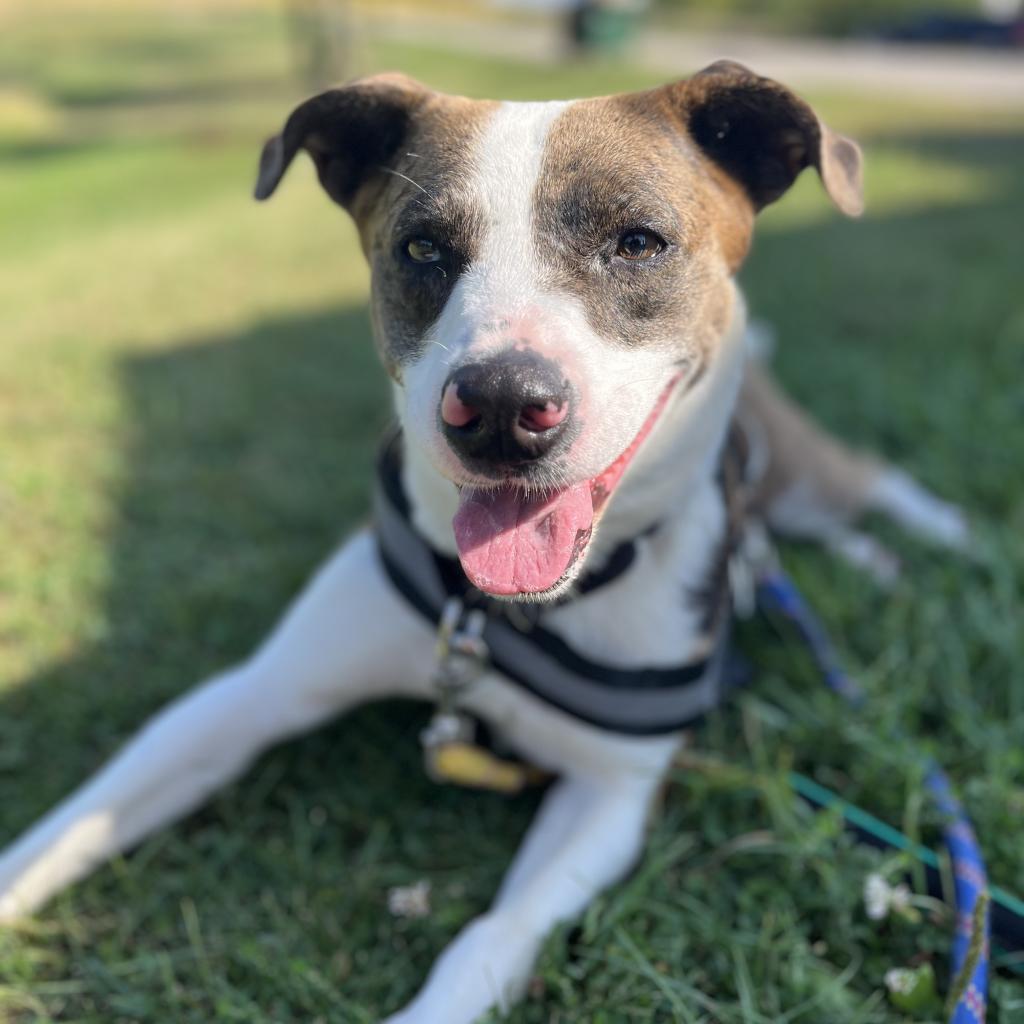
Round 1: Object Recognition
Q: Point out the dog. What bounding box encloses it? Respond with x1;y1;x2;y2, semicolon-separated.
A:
0;62;969;1023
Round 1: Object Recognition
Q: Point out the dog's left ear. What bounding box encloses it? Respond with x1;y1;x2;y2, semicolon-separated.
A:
254;72;432;210
672;60;864;217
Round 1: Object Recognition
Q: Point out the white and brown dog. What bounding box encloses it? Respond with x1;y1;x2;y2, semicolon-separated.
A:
0;63;968;1022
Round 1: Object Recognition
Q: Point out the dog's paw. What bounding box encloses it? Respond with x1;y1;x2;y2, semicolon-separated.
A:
920;500;971;552
869;469;972;552
380;912;535;1024
0;890;27;926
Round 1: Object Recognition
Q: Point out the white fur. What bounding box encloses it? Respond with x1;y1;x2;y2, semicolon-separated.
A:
869;467;971;550
0;339;741;1024
401;100;573;509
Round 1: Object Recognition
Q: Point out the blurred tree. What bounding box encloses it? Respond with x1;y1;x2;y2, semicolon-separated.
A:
567;0;651;53
285;0;355;90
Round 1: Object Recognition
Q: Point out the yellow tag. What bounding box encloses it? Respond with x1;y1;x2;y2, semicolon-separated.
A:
427;741;547;795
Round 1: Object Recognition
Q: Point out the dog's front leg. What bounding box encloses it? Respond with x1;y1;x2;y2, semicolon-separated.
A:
384;767;667;1024
0;530;433;921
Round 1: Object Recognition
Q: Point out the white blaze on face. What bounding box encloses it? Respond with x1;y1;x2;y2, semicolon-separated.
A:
403;101;569;479
459;100;570;325
403;99;687;483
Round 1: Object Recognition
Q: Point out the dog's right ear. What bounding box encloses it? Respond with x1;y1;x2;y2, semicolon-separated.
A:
254;73;431;209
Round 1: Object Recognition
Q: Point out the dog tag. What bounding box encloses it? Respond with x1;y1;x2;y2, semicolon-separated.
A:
420;600;548;794
420;711;547;794
425;740;547;795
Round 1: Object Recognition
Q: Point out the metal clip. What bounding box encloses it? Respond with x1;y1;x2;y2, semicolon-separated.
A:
420;602;550;794
433;597;488;699
421;598;490;767
729;520;777;619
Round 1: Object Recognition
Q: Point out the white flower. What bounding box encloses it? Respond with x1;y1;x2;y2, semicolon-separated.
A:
864;872;915;922
864;873;891;920
885;967;916;995
387;879;432;919
889;882;912;914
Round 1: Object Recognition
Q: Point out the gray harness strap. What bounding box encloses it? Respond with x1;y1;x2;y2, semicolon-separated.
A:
374;432;739;736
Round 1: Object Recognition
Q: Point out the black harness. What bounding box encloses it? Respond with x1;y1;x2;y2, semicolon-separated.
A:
374;431;745;736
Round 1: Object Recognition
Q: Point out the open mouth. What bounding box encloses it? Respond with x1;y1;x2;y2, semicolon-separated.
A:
452;376;680;598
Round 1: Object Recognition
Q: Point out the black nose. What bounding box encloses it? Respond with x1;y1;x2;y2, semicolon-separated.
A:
440;351;573;470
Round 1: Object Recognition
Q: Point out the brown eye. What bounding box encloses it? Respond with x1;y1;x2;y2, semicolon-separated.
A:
616;230;665;261
406;238;442;263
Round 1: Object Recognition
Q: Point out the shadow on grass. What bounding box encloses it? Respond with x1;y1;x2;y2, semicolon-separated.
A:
0;302;415;833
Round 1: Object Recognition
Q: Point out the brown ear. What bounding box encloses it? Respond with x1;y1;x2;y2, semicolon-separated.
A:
675;60;863;217
254;72;431;208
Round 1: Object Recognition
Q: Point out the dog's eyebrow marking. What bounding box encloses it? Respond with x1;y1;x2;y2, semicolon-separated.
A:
394;183;474;224
530;96;712;350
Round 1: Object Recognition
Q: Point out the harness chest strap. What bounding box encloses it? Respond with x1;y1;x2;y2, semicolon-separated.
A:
373;429;747;742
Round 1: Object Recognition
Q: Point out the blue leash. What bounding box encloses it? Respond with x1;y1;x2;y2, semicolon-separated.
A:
756;568;990;1023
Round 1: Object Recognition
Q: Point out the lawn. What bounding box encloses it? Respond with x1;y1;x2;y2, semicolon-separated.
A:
0;4;1021;1022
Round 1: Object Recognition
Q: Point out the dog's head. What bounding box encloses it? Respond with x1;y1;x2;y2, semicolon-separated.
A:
256;63;862;599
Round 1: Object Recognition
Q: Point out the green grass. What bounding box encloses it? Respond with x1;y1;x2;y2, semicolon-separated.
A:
1;6;1022;1022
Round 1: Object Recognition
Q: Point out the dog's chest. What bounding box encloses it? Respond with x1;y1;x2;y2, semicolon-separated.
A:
449;483;726;775
458;671;684;778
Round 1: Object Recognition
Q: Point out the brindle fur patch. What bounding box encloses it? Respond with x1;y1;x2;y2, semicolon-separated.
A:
533;92;747;361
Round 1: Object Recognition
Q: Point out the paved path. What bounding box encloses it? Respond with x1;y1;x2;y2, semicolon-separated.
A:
365;10;1024;106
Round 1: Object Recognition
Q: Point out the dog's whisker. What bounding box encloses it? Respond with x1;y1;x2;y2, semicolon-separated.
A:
380;166;431;196
609;375;671;398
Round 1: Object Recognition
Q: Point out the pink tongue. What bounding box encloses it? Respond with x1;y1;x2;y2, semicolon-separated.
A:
453;483;594;596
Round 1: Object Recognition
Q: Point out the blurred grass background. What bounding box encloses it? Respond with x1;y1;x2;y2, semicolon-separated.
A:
656;0;994;36
0;1;1022;1021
